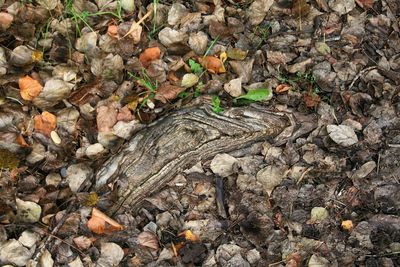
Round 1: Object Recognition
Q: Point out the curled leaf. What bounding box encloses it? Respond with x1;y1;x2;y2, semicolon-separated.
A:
199;56;226;74
34;111;57;136
19;75;43;101
139;47;161;68
87;207;124;234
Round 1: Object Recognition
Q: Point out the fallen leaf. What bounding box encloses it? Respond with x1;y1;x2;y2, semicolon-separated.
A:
139;47;161;68
181;73;199;88
19;75;43;101
87;207;124;234
326;124;358;147
0;12;13;30
315;42;331;55
0;149;19;169
355;0;375;9
236;88;272;102
34;111;57;136
275;84;291;93
154;82;184;103
341;220;354;231
303;92;321;108
96;102;118;132
137;231;159;250
199;56;226;74
291;0;311;17
178;230;199;242
227;47;248;60
107;25;119;39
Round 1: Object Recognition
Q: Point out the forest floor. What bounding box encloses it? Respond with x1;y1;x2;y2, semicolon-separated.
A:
0;0;399;266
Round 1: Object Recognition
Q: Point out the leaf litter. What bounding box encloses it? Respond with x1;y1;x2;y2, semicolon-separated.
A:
0;0;399;266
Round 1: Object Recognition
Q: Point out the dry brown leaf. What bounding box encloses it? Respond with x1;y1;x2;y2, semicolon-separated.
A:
303;92;321;108
291;0;311;17
19;75;43;101
87;207;124;234
154;82;184;103
199;56;226;74
96;102;118;132
137;231;159;250
139;47;161;68
34;111;57;136
355;0;375;9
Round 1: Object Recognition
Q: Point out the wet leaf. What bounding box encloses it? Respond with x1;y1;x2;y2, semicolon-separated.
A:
19;75;43;101
34;111;57;136
137;231;159;250
87;207;124;234
199;56;226;74
139;47;161;68
226;48;248;60
236;88;272;102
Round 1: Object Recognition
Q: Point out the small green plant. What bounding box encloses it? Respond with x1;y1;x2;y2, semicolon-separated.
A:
253;23;272;49
211;95;223;114
65;0;123;36
188;59;203;74
128;69;158;109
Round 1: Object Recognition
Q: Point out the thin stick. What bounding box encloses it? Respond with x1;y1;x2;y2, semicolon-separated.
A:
122;9;153;39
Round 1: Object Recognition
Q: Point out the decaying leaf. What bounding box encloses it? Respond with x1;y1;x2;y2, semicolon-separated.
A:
199;56;226;74
291;0;311;17
87;207;124;234
19;75;43;101
181;73;199;88
327;124;358;147
137;231;159;250
96;102;118;132
34;111;57;136
303;92;321;108
0;149;19;169
139;47;161;68
154;82;184;103
226;48;248;60
107;25;119;39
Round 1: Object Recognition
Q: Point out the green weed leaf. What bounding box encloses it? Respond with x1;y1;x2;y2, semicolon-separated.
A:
235;88;271;102
189;59;203;74
211;95;223;114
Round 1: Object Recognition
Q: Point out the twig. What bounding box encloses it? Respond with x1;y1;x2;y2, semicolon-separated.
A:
348;66;376;90
296;167;313;185
122;9;153;39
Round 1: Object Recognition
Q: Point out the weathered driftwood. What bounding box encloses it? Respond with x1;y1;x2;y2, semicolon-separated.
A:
95;105;290;214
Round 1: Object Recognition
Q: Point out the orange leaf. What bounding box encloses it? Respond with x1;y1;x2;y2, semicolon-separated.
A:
107;25;119;39
139;47;161;68
87;207;124;234
34;111;57;136
19;75;43;101
275;84;291;93
178;230;199;242
199;56;226;74
154;82;184;103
